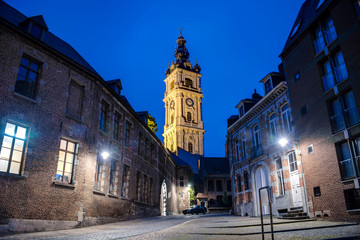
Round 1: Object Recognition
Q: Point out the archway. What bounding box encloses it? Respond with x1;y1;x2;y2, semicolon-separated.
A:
254;166;270;216
160;180;167;216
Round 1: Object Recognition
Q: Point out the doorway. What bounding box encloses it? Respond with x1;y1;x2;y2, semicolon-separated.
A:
160;180;167;216
255;166;270;215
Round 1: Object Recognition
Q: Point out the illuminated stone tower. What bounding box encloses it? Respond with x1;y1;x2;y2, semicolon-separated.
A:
163;32;204;155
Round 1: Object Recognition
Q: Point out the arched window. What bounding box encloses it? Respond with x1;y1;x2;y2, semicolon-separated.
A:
185;78;193;88
188;142;193;153
187;112;192;122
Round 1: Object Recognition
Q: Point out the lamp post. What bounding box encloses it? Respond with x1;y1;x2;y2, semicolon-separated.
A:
278;138;310;217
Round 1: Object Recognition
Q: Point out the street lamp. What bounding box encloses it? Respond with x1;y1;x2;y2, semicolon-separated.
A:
278;138;310;217
101;151;110;160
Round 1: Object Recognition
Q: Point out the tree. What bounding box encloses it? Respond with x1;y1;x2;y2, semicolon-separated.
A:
147;114;158;134
188;186;197;206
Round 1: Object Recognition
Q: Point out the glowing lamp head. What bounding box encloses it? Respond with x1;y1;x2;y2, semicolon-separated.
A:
101;152;110;160
278;138;289;147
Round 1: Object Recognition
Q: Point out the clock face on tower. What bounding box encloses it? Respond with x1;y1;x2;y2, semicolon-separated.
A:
186;98;194;107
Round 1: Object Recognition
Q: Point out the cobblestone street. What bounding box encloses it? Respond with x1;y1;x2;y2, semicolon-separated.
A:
1;214;359;240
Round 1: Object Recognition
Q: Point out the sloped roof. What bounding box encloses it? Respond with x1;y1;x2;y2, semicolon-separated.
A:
171;153;190;167
0;1;99;76
202;157;229;175
280;0;335;57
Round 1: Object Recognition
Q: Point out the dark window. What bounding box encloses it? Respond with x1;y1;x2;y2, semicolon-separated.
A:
216;180;222;192
328;91;359;133
227;180;231;192
121;164;130;198
208;180;214;191
124;121;131;147
237;175;242;192
149;178;154;204
188;142;193;153
187;112;192;122
180;176;184;187
67;81;84;119
99;100;109;132
0;122;28;175
336;138;360;181
314;186;321;196
113;112;121;140
264;80;272;94
322;51;348;91
216;195;223;205
138;132;143;156
56;139;78;184
269;113;277;141
281;103;292;133
136;171;141;201
244;172;249;190
301;105;307;116
252;124;261;149
94;155;103;191
308;145;314;154
30;23;42;38
288;151;298;172
109;159;117;195
344;189;360;210
15;56;40;99
313;17;337;54
185;78;193;87
239;106;245;117
276;158;284;196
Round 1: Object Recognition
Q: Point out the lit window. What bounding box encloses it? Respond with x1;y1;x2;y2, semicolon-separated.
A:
15;56;40;99
0;122;28;175
56;139;78;183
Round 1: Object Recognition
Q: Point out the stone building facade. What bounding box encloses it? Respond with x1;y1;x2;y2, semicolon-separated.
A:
280;0;360;221
227;73;307;217
0;1;178;233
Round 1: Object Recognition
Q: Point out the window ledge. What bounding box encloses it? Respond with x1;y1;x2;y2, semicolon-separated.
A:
93;190;106;196
53;181;75;189
121;196;130;201
0;172;25;179
346;209;360;213
99;129;110;137
65;113;83;123
108;194;119;199
12;91;38;104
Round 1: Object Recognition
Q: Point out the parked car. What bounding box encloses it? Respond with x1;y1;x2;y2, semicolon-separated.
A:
183;205;207;215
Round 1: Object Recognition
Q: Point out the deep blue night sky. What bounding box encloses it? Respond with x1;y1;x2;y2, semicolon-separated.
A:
6;0;304;157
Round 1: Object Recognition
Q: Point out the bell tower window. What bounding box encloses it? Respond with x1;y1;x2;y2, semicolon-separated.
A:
188;142;193;153
187;112;192;122
185;78;193;88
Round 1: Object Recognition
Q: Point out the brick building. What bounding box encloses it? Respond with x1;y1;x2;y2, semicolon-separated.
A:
280;0;360;220
0;1;178;233
227;72;308;217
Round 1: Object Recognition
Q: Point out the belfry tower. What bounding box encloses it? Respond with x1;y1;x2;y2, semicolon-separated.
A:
163;32;205;155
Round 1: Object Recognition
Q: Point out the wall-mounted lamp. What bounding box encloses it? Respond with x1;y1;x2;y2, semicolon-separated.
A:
101;151;110;160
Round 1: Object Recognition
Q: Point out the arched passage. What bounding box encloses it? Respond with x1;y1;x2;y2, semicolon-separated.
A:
254;166;270;216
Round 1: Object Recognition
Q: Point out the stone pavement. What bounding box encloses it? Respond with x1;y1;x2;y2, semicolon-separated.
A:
1;214;360;239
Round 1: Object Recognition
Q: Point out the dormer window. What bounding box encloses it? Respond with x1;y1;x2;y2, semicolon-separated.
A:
264;79;273;94
30;23;42;38
113;85;121;95
239;106;245;117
